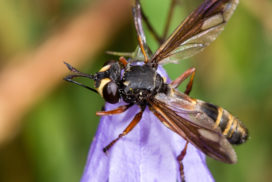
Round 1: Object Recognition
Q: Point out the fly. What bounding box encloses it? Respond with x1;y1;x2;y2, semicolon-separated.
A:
64;0;248;181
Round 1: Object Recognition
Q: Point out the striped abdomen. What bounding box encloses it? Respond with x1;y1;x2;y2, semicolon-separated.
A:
200;102;248;145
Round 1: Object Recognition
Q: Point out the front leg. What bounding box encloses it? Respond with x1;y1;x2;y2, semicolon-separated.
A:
96;104;133;116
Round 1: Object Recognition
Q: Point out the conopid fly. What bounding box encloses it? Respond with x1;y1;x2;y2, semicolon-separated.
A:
64;0;248;181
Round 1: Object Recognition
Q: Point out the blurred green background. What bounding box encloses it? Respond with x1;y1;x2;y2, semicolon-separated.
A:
0;0;271;182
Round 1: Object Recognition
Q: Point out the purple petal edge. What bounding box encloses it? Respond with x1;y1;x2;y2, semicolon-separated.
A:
81;66;215;182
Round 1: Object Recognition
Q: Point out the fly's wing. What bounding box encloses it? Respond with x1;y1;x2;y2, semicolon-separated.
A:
149;90;237;163
132;0;152;60
151;0;239;65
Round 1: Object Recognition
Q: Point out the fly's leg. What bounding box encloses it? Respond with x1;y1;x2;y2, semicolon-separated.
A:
177;141;189;182
170;67;196;95
103;106;145;153
184;68;195;95
119;56;128;67
96;104;133;116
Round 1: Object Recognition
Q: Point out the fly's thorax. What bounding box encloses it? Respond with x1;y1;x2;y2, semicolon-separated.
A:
120;64;166;104
94;61;122;104
200;102;248;145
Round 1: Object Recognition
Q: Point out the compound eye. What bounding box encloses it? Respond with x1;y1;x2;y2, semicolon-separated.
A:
103;81;120;104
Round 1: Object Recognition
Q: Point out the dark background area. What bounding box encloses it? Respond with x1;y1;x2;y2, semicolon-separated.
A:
0;0;271;182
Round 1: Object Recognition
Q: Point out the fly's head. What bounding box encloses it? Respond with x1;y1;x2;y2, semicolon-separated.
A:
64;60;122;104
94;60;122;104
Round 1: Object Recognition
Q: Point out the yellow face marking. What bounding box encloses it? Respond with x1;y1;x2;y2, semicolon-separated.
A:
223;114;234;135
99;65;111;72
228;118;237;138
202;14;224;30
97;78;111;97
213;107;223;129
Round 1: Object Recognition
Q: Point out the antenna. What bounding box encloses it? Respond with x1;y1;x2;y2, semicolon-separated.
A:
64;62;98;93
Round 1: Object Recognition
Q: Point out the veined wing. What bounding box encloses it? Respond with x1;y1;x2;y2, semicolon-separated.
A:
149;90;237;163
151;0;239;64
132;0;152;61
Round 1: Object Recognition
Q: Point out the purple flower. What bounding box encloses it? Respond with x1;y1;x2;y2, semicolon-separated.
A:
81;66;214;182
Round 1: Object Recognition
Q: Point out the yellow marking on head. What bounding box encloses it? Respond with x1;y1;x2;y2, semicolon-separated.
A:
97;78;111;97
223;114;234;135
213;107;223;129
228;118;237;138
99;65;111;72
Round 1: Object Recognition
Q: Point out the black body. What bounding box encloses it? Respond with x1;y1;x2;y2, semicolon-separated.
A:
120;64;168;105
92;62;168;105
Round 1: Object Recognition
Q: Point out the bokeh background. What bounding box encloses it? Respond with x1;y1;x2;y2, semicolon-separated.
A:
0;0;271;182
